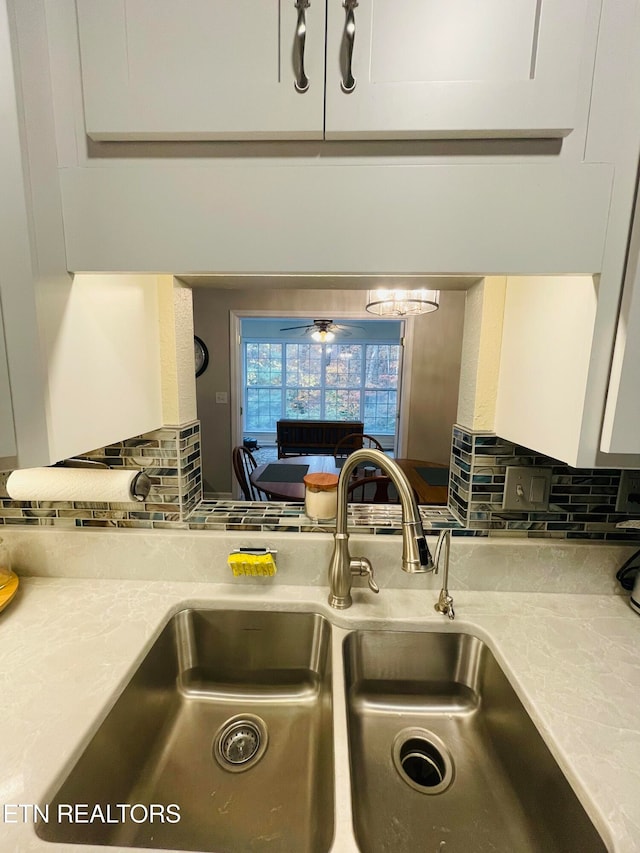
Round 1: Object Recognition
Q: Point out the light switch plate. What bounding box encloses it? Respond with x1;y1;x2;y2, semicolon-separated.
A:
502;466;552;511
215;392;228;404
615;470;640;513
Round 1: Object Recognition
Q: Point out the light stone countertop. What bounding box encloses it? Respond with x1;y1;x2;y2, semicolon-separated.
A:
0;529;638;852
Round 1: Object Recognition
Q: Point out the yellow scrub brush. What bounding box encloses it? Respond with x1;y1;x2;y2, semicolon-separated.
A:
227;549;277;577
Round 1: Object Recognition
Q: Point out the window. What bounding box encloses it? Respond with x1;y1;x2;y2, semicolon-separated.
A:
244;340;401;434
244;343;282;431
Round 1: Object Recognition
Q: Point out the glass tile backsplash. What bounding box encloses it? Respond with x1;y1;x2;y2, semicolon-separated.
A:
448;426;640;540
0;422;639;540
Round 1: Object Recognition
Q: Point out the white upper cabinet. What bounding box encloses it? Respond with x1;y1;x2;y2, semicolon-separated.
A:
1;0;168;469
76;0;326;141
325;0;594;139
75;0;596;142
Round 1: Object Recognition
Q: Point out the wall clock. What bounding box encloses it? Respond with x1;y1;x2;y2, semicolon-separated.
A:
194;336;209;377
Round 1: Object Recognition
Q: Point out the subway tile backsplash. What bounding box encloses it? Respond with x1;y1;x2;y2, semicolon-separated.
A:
449;426;640;540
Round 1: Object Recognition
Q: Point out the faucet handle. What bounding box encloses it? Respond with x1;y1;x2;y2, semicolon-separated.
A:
350;557;380;594
435;590;455;620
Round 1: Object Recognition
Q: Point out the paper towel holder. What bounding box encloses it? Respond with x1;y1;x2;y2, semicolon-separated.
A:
129;471;151;501
56;458;109;470
54;458;151;501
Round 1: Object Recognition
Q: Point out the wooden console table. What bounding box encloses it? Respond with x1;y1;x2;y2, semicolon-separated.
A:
276;419;363;458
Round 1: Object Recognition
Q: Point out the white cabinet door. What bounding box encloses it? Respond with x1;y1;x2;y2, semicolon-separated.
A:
76;0;326;141
325;0;595;139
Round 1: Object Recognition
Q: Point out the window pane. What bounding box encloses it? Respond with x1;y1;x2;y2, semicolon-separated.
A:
285;389;321;419
246;388;282;431
365;345;400;389
325;345;362;387
285;343;322;388
364;390;397;434
325;389;361;421
244;335;401;435
245;342;282;386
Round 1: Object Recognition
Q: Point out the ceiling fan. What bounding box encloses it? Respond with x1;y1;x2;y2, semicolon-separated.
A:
278;319;362;342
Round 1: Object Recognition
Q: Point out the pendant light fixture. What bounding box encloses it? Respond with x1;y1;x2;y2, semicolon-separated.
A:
365;288;440;317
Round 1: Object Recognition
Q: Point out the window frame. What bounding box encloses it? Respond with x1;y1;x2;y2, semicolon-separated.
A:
243;337;402;435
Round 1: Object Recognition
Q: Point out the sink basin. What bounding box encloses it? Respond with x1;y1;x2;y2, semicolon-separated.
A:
343;630;606;853
38;609;334;852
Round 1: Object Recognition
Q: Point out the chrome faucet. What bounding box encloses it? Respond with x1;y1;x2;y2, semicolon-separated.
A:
327;449;456;617
433;528;455;619
328;448;434;609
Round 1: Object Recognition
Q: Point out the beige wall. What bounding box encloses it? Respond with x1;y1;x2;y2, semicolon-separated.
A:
457;277;507;431
406;293;466;463
158;276;197;426
192;287;465;493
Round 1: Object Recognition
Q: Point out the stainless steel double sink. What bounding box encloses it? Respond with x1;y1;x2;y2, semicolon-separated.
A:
38;609;606;852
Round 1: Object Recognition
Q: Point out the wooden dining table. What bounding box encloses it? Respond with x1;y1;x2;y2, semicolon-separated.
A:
250;455;340;501
251;454;449;505
394;458;449;506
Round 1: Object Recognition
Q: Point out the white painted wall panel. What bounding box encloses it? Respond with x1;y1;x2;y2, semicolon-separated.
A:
59;163;613;275
0;297;17;459
601;189;640;454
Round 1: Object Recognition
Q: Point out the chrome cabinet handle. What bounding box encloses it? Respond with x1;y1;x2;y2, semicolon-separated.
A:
340;0;358;93
294;0;310;93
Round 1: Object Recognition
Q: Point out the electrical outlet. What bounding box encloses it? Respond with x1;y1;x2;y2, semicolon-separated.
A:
615;471;640;513
502;466;552;511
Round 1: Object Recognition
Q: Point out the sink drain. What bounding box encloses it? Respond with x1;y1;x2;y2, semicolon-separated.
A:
213;714;268;773
392;728;454;794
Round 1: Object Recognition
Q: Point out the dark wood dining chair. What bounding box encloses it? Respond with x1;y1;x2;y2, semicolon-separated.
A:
334;432;384;462
232;446;267;501
347;475;397;504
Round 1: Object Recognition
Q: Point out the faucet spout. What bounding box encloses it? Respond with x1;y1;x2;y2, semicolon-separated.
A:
433;529;455;620
328;448;434;609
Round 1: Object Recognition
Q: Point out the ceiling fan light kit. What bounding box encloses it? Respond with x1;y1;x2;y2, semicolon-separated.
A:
311;328;335;342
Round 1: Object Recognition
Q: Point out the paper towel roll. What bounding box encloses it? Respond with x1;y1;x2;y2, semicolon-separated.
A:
6;468;150;503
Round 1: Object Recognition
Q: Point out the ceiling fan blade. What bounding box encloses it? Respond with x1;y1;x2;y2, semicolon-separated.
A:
278;319;362;335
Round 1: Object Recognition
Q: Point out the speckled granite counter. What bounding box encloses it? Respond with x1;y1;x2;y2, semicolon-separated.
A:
0;530;638;852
